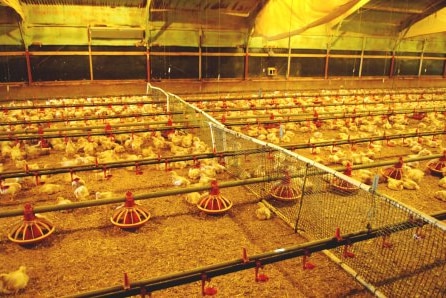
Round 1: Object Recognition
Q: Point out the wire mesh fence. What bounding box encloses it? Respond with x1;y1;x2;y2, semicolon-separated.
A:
203;121;446;297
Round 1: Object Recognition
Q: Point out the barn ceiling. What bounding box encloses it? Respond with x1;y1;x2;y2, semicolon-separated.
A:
0;0;445;49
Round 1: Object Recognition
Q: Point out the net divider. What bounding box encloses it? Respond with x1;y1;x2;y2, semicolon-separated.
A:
207;122;446;232
374;192;446;231
169;93;224;128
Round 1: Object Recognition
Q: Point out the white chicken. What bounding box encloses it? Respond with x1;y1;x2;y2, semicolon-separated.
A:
56;196;72;206
434;190;446;202
187;168;201;180
404;167;425;184
0;182;22;200
56;197;73;212
171;171;190;187
71;176;86;189
65;139;77;157
197;174;216;186
401;178;420;190
184;192;205;205
95;191;115;200
0;266;29;295
74;185;90;200
438;177;446;189
38;183;63;195
255;202;272;220
387;178;404;191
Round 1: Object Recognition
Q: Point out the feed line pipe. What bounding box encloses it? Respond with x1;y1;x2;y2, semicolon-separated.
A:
1;92;155;103
0;123;201;142
282;129;446;150
0;139;441;182
0;117;197;138
0;99;166;112
2;100;440;135
181;88;444;102
0;148;265;181
201;97;446;114
221;106;446;125
66;210;446;298
0;110;182;127
0;152;442;218
0;175;278;218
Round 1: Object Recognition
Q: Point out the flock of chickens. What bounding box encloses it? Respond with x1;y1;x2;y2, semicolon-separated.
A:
1;87;446;294
201;89;446;195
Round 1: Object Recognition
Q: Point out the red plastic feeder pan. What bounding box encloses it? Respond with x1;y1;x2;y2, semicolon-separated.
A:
381;157;404;180
269;171;300;202
427;151;446;177
197;180;233;215
8;203;55;245
330;163;359;195
110;191;151;229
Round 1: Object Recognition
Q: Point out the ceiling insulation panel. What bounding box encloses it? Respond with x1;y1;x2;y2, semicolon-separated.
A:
201;30;246;47
23;5;145;27
90;27;145;39
27;26;89;45
20;0;147;7
151;0;259;16
149;29;199;47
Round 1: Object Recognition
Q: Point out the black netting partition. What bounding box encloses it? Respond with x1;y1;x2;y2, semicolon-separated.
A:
203;121;446;298
166;91;223;148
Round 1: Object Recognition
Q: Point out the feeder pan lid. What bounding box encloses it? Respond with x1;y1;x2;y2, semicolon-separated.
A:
381;157;404;180
8;203;55;245
427;152;446;177
269;171;300;201
197;181;233;214
110;191;151;229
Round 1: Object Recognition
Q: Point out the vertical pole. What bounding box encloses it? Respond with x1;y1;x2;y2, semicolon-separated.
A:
358;37;365;78
244;47;249;80
418;39;426;78
286;34;292;79
88;27;94;81
389;53;395;78
24;47;33;85
442;59;446;78
146;44;151;82
199;31;202;81
324;48;330;79
18;21;32;84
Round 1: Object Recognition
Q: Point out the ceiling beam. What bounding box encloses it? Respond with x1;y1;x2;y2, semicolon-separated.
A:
362;4;423;14
246;0;268;41
398;0;446;32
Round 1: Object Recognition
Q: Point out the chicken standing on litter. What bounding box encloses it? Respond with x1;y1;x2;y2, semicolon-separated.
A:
0;266;29;294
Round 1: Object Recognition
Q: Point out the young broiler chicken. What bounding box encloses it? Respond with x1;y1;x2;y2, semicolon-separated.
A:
387;178;404;191
171;171;190;186
74;185;90;200
0;182;22;200
0;266;29;294
255;202;272;220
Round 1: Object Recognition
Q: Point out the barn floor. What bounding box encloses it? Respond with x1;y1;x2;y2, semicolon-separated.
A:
0;180;374;297
1;140;445;297
1;81;446;297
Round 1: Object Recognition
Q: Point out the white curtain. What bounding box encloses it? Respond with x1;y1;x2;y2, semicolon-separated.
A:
253;0;371;40
404;7;446;38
